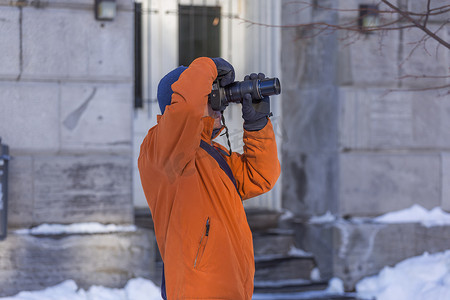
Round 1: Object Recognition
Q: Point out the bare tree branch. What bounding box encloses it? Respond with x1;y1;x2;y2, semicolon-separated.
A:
423;0;431;27
283;1;450;17
239;1;449;92
381;0;450;49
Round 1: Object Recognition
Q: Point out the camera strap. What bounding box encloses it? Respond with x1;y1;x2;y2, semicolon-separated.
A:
200;140;241;200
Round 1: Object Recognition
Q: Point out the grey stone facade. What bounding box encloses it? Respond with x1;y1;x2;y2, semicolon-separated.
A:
0;0;153;296
281;0;450;290
0;0;134;227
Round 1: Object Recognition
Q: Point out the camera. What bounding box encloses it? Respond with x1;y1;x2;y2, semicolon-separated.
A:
208;77;281;111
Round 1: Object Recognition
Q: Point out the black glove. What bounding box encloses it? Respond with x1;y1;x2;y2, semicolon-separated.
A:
242;73;271;131
211;57;235;87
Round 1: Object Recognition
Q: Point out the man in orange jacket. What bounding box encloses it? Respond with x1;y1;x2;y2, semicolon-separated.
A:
138;57;280;299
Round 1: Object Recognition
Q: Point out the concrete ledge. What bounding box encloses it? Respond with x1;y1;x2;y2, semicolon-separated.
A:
293;220;450;291
0;228;155;297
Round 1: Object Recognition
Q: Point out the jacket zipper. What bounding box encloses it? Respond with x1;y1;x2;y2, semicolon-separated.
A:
194;217;210;269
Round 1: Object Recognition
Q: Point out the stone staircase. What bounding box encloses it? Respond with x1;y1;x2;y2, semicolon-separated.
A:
137;208;363;299
246;209;328;294
247;209;363;300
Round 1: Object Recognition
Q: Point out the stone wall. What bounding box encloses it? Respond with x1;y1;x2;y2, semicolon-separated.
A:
0;229;155;297
0;0;135;227
0;0;153;295
281;0;450;289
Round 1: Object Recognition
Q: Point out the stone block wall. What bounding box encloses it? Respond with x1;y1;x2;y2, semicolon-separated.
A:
0;0;135;227
0;0;153;295
281;0;450;289
0;229;155;297
294;221;450;290
281;0;449;216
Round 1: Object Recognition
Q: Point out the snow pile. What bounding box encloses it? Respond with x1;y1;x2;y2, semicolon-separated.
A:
326;277;344;294
280;209;294;221
288;246;313;258
0;278;161;300
357;251;450;300
374;204;450;227
15;222;137;235
309;211;336;223
310;267;321;281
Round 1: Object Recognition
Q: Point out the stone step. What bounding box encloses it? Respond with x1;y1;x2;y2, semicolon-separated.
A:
253;231;296;257
254;255;316;282
254;278;328;293
246;208;282;231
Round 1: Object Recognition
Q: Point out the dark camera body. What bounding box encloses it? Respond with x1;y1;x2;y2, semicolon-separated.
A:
209;77;281;111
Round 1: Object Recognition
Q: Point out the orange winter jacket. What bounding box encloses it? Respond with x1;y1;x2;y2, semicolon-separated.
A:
138;57;281;300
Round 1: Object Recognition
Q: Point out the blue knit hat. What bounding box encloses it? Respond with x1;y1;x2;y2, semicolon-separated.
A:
157;66;188;114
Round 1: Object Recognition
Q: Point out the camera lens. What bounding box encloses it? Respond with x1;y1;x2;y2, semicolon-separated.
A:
259;78;281;97
209;77;282;111
225;78;281;103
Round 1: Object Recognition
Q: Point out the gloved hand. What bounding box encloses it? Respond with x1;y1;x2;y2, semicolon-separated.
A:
242;73;271;131
211;57;235;87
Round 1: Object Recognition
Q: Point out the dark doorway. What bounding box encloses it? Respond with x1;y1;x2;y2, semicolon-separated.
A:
178;5;221;66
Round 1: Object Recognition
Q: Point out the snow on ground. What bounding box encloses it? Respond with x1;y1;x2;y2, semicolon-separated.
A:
4;205;450;299
14;223;137;235
0;277;353;300
0;278;161;300
356;250;450;300
4;251;450;300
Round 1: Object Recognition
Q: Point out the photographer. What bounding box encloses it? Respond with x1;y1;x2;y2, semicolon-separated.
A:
138;57;280;299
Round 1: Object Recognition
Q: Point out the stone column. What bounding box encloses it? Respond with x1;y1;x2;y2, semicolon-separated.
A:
281;0;450;289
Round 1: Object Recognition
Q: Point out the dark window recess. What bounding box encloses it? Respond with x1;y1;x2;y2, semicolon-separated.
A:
178;5;221;67
134;2;143;108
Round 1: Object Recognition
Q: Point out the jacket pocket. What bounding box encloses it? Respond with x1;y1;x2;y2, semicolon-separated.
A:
194;217;210;269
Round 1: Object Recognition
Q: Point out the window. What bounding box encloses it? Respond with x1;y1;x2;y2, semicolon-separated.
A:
178;5;221;66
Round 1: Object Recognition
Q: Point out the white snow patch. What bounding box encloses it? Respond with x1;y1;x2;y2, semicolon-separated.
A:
288;246;313;258
310;267;321;281
279;209;294;221
357;250;450;300
14;222;137;235
326;277;344;294
374;204;450;227
309;211;336;224
0;278;160;300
